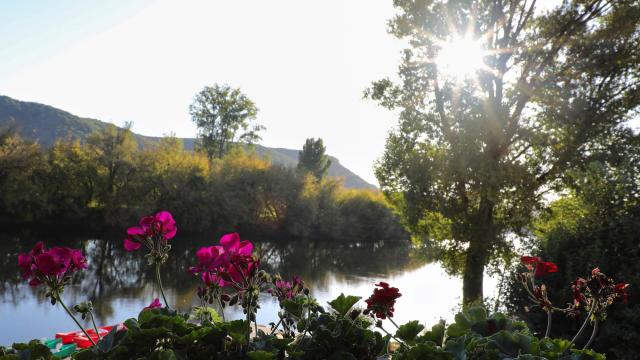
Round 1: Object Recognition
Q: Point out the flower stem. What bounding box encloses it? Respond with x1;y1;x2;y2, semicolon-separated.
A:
378;324;407;349
90;311;101;341
544;310;552;338
388;317;401;331
269;318;283;336
217;298;226;322
56;294;97;347
582;317;599;350
155;262;170;309
567;302;596;351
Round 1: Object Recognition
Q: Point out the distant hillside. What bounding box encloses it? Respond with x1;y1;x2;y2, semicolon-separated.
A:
0;95;375;189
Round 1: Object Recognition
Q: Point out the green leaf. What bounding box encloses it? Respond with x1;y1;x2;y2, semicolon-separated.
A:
282;299;304;318
247;350;276;360
395;320;425;344
151;349;177;360
419;320;446;346
328;293;361;317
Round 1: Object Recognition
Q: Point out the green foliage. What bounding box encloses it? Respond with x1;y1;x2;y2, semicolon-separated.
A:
297;138;331;180
505;134;640;359
2;301;606;360
0;128;404;243
327;294;361;317
0;340;54;360
395;321;425;346
291;305;386;360
391;306;605;360
73;308;285;360
189;84;263;160
0;95;376;189
0;129;46;223
368;0;640;303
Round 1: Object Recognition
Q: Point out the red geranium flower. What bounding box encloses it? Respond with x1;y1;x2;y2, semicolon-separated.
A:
614;283;629;304
364;282;402;319
571;277;587;305
535;261;558;277
520;256;541;271
520;256;541;266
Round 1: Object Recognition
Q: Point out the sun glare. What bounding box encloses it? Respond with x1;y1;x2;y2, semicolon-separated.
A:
435;36;485;80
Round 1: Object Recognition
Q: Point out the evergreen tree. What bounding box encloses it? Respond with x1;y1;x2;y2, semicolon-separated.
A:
297;138;332;180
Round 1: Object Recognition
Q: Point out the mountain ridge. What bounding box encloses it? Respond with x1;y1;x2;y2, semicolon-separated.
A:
0;95;375;189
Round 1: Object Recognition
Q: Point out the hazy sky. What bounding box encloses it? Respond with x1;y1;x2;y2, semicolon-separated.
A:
0;0;404;185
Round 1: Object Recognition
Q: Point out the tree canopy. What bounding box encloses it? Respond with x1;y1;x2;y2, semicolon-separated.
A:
298;138;332;180
189;84;264;160
368;0;640;304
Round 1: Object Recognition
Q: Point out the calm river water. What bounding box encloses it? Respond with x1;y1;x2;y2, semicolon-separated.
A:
0;231;497;345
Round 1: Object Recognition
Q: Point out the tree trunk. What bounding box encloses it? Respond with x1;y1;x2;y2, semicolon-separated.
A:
462;196;494;305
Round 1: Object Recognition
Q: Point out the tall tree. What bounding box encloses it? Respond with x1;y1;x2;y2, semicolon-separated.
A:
87;123;138;224
298;138;332;180
367;0;640;304
189;84;263;161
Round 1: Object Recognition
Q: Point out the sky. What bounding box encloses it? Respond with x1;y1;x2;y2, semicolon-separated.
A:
0;0;404;186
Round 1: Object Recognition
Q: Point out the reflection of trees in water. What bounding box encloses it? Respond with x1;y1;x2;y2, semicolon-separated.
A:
257;240;424;291
0;232;425;323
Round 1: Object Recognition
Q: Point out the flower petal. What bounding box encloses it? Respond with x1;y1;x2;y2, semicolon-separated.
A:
124;238;142;252
127;226;146;236
220;233;240;250
237;241;253;256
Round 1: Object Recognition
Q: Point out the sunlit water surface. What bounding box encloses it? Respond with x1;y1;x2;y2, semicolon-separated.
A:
0;233;496;344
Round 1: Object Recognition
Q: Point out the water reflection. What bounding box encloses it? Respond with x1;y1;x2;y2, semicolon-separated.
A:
0;232;495;344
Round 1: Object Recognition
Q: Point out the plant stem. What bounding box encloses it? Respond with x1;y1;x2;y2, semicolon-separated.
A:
582;317;599;350
388;317;401;330
217;298;226;322
544;310;552;338
155;262;170;309
269;318;283;336
56;294;97;347
566;302;596;351
90;311;101;341
245;293;252;344
378;324;407;349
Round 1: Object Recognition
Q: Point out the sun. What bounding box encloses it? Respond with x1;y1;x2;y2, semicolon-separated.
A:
435;36;485;80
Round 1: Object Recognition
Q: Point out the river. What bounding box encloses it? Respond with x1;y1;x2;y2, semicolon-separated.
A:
0;232;497;345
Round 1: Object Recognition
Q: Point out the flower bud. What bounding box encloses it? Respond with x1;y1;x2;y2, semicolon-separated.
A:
349;309;361;320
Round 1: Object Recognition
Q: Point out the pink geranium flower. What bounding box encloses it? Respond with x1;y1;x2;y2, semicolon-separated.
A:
17;242;87;288
189;233;257;289
144;298;163;310
124;211;177;252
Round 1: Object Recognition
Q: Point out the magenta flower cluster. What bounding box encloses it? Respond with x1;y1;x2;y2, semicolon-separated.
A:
268;275;304;301
124;210;177;252
189;233;257;288
18;241;87;288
